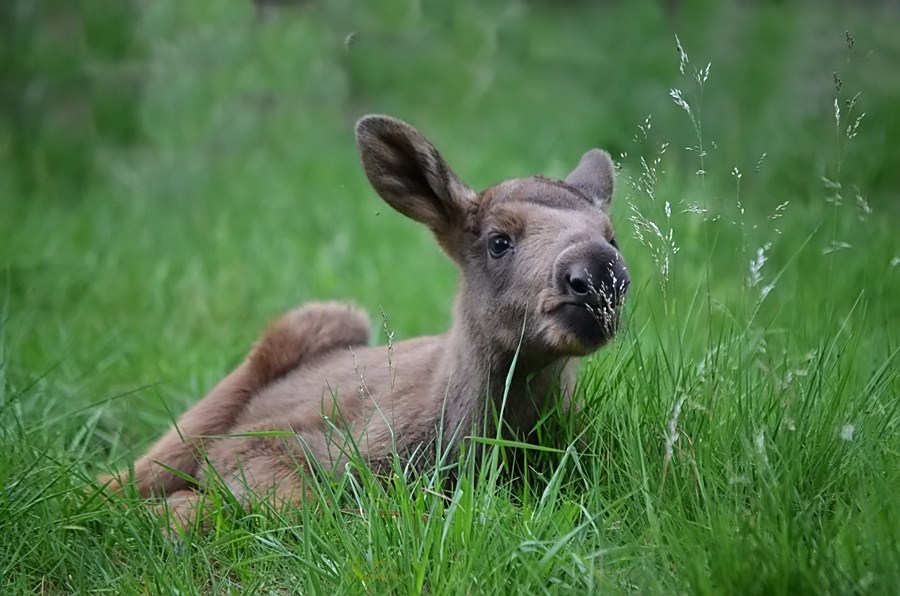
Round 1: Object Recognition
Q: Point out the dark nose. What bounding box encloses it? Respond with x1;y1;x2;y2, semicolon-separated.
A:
560;244;629;304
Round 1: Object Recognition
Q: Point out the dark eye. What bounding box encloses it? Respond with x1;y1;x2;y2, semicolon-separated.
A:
488;233;513;258
609;238;619;250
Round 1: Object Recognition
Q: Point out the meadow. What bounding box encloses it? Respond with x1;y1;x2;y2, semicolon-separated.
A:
1;1;898;593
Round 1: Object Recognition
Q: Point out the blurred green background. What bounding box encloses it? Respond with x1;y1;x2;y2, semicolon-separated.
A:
1;0;898;447
3;0;899;202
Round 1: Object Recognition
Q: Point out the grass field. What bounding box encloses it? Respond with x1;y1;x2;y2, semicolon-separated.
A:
2;1;899;593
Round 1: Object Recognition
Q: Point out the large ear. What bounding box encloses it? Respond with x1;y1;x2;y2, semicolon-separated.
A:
355;115;476;242
564;149;615;211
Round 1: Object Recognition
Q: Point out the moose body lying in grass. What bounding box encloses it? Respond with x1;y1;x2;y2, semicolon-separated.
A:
101;115;630;527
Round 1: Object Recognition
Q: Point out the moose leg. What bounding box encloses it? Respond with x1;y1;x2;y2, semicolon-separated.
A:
100;302;370;498
161;432;320;533
98;365;261;498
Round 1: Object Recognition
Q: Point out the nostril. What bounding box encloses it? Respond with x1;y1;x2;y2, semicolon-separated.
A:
566;270;592;295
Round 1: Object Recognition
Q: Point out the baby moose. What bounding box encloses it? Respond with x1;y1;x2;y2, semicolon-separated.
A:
101;115;630;527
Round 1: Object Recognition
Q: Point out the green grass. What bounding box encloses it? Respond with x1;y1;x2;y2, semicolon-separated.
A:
2;1;899;593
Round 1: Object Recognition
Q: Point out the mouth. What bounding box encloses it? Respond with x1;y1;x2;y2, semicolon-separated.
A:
565;300;622;328
552;299;624;352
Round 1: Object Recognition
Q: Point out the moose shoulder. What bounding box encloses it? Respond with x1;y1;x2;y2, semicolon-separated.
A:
100;115;630;527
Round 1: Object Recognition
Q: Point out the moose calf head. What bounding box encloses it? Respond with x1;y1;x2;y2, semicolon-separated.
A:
357;116;629;365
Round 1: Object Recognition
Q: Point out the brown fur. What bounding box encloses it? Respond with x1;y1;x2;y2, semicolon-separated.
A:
101;115;630;529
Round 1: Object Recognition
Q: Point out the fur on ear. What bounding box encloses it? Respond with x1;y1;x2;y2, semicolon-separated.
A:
564;149;615;211
355;115;476;239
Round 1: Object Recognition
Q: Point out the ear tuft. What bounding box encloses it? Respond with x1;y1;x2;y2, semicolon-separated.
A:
564;149;616;211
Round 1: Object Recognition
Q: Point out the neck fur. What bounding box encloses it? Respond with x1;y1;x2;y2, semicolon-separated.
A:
433;289;571;455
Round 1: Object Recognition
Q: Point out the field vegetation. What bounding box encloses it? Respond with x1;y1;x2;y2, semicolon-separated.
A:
1;1;898;593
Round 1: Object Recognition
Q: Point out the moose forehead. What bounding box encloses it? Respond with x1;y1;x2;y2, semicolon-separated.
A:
485;176;593;208
477;176;613;236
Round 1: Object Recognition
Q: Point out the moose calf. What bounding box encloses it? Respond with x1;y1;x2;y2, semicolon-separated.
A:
101;115;630;526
